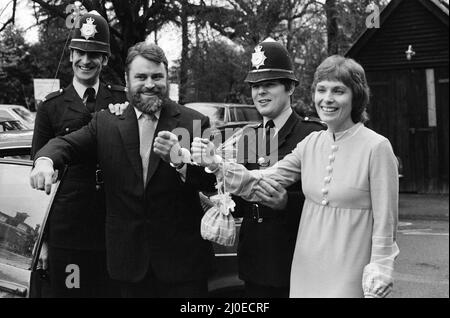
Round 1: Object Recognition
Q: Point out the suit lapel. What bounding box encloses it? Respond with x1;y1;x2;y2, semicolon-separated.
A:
145;100;180;187
118;105;142;181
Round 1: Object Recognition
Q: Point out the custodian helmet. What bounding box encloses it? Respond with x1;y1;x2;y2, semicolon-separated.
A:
245;38;298;86
69;11;110;55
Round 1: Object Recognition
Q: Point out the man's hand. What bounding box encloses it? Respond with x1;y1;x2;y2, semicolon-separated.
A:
38;240;49;271
191;137;218;169
154;131;183;164
253;178;288;210
30;159;57;195
108;101;129;116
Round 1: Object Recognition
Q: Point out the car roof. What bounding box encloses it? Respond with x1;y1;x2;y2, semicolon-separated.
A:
0;104;30;110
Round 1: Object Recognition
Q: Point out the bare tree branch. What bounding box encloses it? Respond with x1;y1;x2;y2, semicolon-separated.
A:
0;0;17;33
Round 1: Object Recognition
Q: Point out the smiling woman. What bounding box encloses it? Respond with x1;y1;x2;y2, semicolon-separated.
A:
195;55;400;298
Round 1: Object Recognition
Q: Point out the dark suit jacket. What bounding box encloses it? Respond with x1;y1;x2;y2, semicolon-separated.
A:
233;111;325;287
35;99;216;283
31;83;127;250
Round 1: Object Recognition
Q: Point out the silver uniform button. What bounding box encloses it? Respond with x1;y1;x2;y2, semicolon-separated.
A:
328;154;335;162
324;176;331;183
321;199;328;206
258;157;270;167
65;128;69;132
321;188;328;195
326;165;333;173
331;145;339;152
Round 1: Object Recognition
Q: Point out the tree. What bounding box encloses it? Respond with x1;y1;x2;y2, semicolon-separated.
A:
0;25;33;107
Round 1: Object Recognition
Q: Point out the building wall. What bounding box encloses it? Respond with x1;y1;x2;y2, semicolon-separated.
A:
366;66;448;193
353;0;448;71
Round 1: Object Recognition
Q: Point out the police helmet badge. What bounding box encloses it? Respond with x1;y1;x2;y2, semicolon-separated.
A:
251;45;267;69
80;17;98;40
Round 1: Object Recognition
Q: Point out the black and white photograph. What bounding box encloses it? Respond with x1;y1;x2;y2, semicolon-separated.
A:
0;0;448;304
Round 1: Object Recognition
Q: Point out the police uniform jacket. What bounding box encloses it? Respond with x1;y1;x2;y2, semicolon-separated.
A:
31;83;127;250
233;111;324;287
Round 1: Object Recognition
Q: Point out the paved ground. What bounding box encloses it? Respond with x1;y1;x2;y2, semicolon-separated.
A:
393;194;449;298
399;193;448;221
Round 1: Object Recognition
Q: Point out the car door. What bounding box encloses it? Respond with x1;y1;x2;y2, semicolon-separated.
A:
0;159;60;298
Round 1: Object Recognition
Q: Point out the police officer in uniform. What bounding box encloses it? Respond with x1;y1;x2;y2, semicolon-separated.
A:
232;39;325;298
31;11;127;297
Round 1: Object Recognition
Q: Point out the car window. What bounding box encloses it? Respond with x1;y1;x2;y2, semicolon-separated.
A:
0;120;26;132
11;108;35;126
0;162;56;271
229;106;262;122
185;104;225;128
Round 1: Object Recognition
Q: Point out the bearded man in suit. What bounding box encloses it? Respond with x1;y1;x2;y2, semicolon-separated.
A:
30;42;216;298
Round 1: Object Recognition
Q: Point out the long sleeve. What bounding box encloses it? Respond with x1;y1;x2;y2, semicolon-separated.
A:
31;102;55;159
35;113;98;170
219;139;304;201
363;139;400;298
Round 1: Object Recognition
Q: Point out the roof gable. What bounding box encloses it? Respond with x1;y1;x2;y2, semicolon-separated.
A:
346;0;449;58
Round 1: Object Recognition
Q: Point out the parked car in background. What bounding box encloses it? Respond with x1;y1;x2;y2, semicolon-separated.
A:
0;130;33;159
0;105;35;130
0;140;243;298
184;102;262;161
184;102;261;140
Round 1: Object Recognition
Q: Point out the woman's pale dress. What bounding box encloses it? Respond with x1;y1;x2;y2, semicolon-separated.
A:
220;123;400;298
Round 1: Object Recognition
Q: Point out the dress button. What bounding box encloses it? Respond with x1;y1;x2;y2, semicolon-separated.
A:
65;128;69;132
328;154;335;162
331;145;339;152
326;165;333;173
321;199;328;206
321;188;328;195
324;176;331;183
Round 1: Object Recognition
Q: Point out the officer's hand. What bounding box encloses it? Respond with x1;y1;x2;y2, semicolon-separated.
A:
253;178;288;210
191;137;218;169
154;131;184;164
30;159;56;195
108;101;129;116
38;240;49;271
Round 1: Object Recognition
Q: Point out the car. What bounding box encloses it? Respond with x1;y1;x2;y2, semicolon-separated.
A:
0;105;35;130
184;102;261;142
0;141;243;298
0;130;33;159
184;102;262;161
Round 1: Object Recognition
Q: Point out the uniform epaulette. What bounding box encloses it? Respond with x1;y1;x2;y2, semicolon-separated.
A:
41;88;64;103
106;84;127;92
302;116;327;128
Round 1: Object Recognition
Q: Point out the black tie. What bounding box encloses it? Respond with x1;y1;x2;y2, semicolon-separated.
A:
84;87;96;113
265;120;275;156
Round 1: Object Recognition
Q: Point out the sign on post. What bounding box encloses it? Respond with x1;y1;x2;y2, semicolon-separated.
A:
33;79;60;109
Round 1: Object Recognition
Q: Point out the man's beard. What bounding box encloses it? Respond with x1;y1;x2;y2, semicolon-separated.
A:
129;87;166;115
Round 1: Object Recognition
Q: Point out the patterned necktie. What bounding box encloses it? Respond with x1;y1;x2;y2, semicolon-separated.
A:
265;120;275;156
140;113;157;184
84;87;96;113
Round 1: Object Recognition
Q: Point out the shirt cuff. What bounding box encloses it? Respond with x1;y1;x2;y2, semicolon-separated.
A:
175;163;187;182
362;263;394;298
34;157;54;167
